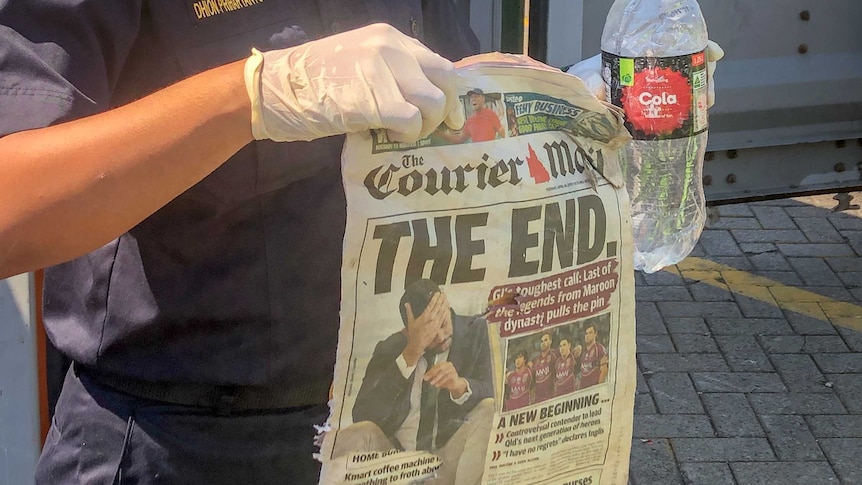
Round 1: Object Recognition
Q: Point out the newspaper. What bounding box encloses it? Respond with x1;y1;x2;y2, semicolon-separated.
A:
321;54;637;485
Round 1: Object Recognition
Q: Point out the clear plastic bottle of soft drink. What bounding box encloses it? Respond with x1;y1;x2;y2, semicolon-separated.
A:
601;0;710;273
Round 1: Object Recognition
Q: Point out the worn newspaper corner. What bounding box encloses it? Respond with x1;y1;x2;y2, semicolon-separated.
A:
562;115;628;191
314;421;333;450
325;55;637;485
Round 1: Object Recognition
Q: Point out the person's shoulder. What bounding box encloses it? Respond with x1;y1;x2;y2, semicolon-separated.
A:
0;3;145;134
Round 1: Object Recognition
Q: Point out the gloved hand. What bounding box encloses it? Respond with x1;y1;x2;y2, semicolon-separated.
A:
704;40;724;107
566;40;725;107
244;23;465;143
565;53;605;101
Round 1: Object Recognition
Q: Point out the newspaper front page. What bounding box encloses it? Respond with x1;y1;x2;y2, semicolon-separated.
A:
321;55;637;485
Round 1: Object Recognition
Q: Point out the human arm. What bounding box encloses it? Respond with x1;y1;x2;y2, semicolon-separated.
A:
0;61;252;279
494;113;505;139
0;23;462;279
443;316;494;411
432;315;494;446
401;292;450;367
599;352;609;384
352;335;414;435
465;331;495;406
424;361;469;400
503;371;512;404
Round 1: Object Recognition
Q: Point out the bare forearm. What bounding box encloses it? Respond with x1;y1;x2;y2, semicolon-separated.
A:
0;60;253;278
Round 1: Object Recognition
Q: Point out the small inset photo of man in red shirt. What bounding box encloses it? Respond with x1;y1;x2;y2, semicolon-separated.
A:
437;88;506;144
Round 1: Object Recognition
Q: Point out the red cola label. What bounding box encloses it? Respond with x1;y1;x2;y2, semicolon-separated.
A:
602;50;708;140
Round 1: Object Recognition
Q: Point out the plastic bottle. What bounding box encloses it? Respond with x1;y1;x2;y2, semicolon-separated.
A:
601;0;710;273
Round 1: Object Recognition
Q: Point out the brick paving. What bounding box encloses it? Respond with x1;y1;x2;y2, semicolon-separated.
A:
629;192;862;485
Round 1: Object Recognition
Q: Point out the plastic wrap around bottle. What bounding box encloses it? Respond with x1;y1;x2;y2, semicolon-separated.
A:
601;0;709;273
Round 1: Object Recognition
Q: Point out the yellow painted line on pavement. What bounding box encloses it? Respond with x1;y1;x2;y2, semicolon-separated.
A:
670;257;862;332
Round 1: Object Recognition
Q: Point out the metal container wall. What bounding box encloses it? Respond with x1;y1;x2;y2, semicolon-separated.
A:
494;0;862;203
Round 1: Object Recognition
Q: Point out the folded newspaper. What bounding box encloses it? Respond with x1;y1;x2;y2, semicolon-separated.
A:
321;53;637;485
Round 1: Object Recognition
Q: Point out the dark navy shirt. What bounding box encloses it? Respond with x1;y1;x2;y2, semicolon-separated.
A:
0;0;478;403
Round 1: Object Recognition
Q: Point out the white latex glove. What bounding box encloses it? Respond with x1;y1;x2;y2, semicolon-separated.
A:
704;40;724;107
244;23;465;143
565;53;604;100
566;40;725;107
